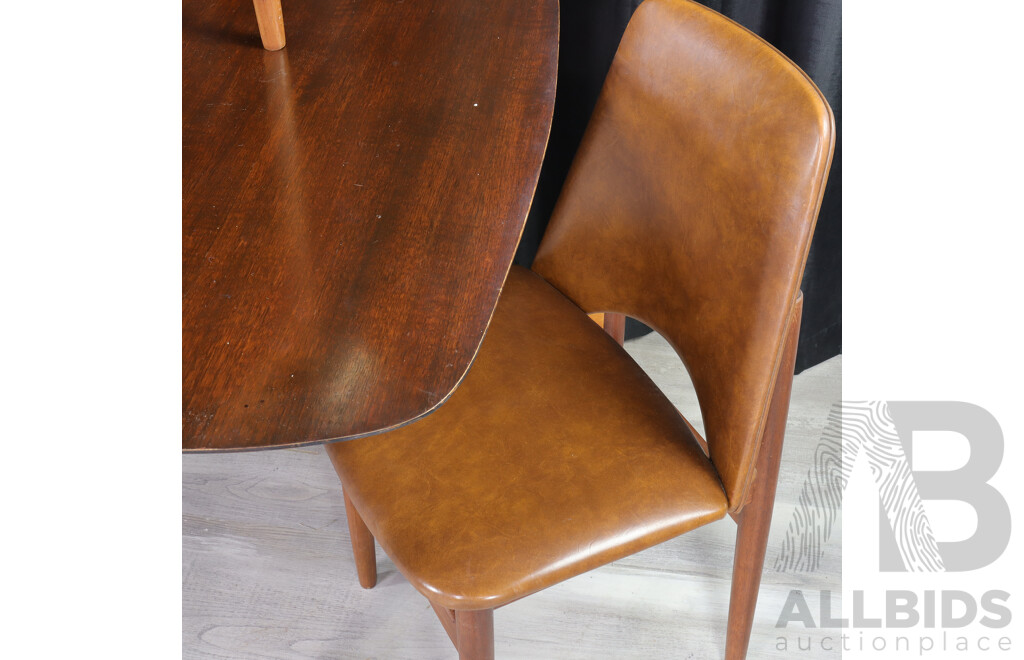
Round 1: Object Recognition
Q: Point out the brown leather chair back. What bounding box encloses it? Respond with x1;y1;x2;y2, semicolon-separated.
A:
532;0;835;509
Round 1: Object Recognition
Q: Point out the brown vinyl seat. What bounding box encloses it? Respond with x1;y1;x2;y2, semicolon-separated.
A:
326;0;835;657
329;266;730;610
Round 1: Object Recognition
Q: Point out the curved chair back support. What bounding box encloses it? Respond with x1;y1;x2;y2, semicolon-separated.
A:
532;0;835;509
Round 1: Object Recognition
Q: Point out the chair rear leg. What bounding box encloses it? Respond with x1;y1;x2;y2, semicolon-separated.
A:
603;312;626;345
455;609;494;660
726;453;783;659
342;488;377;588
725;296;801;660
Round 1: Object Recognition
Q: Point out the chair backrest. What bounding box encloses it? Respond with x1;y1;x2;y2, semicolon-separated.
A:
531;0;834;509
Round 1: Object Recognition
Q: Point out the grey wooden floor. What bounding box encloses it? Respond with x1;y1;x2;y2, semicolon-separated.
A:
183;331;841;659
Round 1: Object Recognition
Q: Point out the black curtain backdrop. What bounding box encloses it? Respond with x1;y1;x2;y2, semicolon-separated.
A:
513;0;841;373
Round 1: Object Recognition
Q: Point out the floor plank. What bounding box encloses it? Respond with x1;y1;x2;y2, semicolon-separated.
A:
184;331;841;659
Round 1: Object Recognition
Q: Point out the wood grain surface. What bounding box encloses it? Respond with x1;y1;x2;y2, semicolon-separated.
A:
183;0;558;451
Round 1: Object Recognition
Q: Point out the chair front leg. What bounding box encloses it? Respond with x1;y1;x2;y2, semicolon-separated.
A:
455;609;494;660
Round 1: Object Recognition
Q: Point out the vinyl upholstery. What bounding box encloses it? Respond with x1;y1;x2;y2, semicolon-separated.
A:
532;0;834;508
328;267;729;610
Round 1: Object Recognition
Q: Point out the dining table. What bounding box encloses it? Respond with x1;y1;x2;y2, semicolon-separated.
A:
183;0;559;452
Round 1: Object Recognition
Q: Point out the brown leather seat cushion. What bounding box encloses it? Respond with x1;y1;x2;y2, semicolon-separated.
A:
327;266;729;610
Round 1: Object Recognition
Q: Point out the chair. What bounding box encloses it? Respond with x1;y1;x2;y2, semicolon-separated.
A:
325;0;835;657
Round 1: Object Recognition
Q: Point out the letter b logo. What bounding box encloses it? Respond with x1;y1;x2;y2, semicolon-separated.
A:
884;402;1010;571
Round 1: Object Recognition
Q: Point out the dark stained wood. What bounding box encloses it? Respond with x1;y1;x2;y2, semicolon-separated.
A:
183;0;558;451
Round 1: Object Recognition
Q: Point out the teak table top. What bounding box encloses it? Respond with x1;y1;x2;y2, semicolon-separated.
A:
183;0;558;451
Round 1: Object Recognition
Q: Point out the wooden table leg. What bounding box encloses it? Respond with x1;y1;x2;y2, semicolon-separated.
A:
725;296;802;659
252;0;286;50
